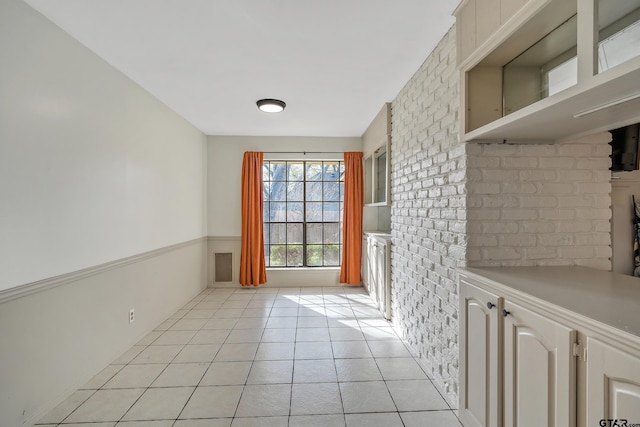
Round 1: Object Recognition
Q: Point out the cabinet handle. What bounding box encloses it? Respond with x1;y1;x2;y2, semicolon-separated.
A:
486;302;495;309
502;309;510;317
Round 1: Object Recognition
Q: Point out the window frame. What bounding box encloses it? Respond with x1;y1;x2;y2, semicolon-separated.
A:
263;160;344;268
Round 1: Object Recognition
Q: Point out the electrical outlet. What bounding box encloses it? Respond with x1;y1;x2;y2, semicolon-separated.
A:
129;309;135;324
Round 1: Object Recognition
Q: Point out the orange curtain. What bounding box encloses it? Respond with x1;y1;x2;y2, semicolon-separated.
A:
239;151;267;287
340;152;364;285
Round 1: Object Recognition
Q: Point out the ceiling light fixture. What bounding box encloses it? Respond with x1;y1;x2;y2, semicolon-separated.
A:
257;99;286;113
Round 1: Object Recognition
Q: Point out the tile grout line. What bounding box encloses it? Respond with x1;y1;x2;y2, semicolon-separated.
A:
118;287;221;425
40;286;462;426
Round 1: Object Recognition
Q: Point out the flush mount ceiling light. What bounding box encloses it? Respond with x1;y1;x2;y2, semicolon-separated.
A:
257;98;286;113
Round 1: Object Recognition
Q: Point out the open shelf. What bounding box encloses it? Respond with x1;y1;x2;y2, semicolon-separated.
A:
456;0;640;142
464;58;640;142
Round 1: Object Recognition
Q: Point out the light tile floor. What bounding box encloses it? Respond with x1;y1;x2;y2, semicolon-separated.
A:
36;286;463;427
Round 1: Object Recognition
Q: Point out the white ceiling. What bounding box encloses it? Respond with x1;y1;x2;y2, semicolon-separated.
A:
23;0;458;137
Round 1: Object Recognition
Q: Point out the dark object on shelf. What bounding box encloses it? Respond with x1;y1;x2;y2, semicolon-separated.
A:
610;123;640;171
633;195;640;277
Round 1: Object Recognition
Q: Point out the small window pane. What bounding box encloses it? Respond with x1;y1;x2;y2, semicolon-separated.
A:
325;245;341;266
306;182;323;201
263;202;269;223
287;245;303;266
263;164;271;182
306;162;322;181
307;223;323;244
270;202;287;221
323;202;341;222
323;182;340;201
306;245;323;266
323;162;341;181
287;182;304;201
287;203;304;221
269;181;286;201
288;163;304;181
263;181;271;201
287;223;303;244
270;162;287;181
263;223;270;245
270;245;286;266
324;223;340;244
306;202;323;221
270;224;286;244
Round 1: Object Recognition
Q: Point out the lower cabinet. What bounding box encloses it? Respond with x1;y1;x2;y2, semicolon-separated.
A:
459;268;640;427
460;282;575;427
362;236;371;290
502;300;575;427
586;338;640;426
459;283;501;427
362;233;391;320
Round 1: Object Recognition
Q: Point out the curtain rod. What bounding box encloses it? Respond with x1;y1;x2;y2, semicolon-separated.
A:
262;151;345;155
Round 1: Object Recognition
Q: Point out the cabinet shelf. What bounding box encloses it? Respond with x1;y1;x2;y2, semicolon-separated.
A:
456;0;640;143
464;58;640;142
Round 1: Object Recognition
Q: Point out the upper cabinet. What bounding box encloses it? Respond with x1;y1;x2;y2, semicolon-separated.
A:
454;0;640;142
362;104;391;206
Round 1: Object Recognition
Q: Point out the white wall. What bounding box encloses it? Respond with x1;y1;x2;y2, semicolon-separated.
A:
0;0;207;292
1;241;206;427
0;1;208;425
207;136;361;286
207;135;361;236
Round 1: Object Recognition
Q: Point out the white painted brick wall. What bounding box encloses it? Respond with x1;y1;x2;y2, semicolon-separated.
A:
466;133;612;270
389;24;614;409
390;26;463;406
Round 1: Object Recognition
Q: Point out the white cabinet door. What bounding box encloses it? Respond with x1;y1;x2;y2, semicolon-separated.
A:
586;337;640;426
459;281;501;427
374;239;390;320
367;238;379;306
361;237;369;290
503;300;576;427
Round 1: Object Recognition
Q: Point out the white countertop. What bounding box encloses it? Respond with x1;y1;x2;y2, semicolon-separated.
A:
364;231;391;240
460;266;640;339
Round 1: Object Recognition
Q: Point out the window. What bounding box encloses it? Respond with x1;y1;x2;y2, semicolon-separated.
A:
263;160;345;267
546;56;578;97
598;19;640;72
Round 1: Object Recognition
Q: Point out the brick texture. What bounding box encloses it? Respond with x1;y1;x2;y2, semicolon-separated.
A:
390;26;463;406
466;133;612;269
389;24;613;408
